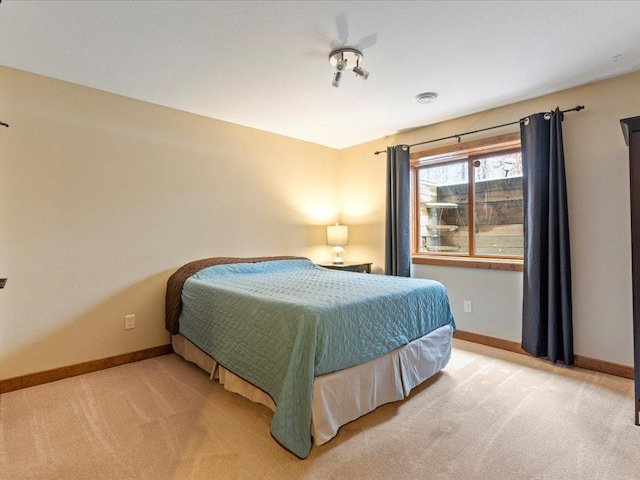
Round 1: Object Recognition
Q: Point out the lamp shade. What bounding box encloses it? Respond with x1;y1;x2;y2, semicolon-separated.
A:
327;224;348;246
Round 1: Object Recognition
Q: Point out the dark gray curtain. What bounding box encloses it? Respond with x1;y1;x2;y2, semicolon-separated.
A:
385;145;411;277
520;108;573;365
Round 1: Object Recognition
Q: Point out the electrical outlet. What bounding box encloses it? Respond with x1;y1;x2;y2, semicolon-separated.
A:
463;301;472;314
125;314;136;330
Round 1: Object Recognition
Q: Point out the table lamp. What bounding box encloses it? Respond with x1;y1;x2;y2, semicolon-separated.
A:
327;224;348;264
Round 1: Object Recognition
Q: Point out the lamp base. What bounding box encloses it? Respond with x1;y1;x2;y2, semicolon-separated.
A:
331;246;345;264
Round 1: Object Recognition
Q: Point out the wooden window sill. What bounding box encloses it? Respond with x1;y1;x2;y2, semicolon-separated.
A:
412;255;523;272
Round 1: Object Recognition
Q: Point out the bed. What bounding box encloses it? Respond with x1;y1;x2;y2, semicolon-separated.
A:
165;256;456;458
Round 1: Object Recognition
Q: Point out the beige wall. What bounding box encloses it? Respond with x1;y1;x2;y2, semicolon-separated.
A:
0;66;339;380
340;70;640;367
2;65;638;381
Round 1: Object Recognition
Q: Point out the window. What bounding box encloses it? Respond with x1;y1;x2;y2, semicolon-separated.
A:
412;133;523;267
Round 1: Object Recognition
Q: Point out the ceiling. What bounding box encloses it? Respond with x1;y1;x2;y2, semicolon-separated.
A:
1;1;640;149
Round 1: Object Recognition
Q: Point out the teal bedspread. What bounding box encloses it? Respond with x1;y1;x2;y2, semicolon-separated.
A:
178;259;456;458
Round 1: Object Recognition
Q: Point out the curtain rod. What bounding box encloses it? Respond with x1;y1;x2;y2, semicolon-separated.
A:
0;121;8;128
373;105;585;155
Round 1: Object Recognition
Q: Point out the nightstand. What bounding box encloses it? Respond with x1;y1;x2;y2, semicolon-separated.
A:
319;262;372;273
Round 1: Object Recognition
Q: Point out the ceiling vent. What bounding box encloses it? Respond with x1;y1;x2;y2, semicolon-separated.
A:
416;92;439;104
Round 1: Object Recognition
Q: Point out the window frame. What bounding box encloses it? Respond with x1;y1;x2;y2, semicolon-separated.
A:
411;132;524;272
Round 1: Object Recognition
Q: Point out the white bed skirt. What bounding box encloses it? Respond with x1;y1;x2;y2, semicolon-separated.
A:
172;324;453;446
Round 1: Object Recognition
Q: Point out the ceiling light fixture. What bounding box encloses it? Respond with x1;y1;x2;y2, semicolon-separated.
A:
329;47;369;88
416;92;439;104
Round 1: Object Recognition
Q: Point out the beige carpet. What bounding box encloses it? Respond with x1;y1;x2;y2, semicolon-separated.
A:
1;339;638;480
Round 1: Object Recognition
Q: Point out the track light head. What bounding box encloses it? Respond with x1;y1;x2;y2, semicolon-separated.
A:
332;70;342;88
352;65;369;80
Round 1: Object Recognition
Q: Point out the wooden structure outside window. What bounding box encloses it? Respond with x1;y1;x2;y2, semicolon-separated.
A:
411;132;524;272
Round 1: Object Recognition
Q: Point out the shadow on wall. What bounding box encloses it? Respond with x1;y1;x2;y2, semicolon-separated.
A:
0;269;176;383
